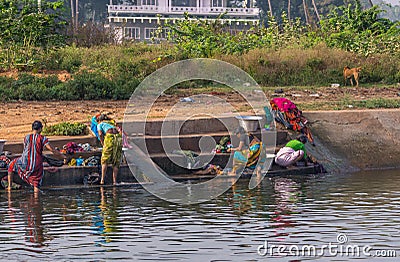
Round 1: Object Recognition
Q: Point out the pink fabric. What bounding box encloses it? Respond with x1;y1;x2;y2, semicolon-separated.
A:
274;147;304;167
271;97;297;112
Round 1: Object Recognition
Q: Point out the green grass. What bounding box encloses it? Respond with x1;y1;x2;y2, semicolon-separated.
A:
297;98;400;111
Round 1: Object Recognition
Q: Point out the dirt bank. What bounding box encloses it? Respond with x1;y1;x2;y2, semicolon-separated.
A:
1;85;399;142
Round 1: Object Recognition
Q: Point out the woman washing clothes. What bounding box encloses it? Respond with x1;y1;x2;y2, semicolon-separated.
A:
97;114;123;185
275;135;309;168
228;126;264;176
5;120;66;194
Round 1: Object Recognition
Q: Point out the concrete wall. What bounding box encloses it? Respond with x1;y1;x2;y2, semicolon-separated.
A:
304;109;400;170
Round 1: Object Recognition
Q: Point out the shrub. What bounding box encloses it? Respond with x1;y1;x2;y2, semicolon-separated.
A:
112;73;141;99
43;122;88;136
64;71;116;100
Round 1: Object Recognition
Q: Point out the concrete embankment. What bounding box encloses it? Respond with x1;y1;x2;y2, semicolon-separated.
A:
304;109;400;170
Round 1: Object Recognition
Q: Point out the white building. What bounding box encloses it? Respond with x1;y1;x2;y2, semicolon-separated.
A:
107;0;260;41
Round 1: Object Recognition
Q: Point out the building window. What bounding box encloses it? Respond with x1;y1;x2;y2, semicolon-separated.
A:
144;28;169;40
145;28;157;39
212;0;223;7
142;0;157;6
124;27;140;39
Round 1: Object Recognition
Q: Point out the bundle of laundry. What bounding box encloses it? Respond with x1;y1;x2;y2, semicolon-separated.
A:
215;136;232;153
270;97;315;145
61;142;84;154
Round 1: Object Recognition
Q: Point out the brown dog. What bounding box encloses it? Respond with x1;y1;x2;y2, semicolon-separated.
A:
343;66;361;87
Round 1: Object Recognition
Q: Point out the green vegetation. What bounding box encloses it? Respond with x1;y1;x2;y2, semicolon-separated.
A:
0;0;66;69
42;122;88;136
0;0;399;106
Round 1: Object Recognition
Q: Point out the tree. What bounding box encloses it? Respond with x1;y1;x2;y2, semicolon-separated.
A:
311;0;321;21
267;0;273;15
0;0;67;68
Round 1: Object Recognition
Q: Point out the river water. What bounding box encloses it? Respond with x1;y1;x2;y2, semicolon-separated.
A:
0;169;399;261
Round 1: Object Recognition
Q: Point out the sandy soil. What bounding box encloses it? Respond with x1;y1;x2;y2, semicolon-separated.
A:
1;85;399;142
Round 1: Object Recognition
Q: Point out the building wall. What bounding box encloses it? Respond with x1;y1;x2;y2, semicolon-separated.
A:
113;19;255;41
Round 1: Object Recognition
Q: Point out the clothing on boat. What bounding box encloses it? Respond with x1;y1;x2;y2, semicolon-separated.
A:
274;147;304;167
101;133;122;167
7;134;49;188
285;139;307;159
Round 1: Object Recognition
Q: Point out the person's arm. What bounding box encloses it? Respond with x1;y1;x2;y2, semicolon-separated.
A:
45;143;67;160
7;171;12;192
99;132;105;146
97;123;105;146
230;141;244;152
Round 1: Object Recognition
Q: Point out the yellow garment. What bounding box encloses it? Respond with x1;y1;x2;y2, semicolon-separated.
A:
101;133;122;167
68;158;76;166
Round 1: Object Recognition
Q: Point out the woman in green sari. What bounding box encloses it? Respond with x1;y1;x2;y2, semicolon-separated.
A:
97;114;122;185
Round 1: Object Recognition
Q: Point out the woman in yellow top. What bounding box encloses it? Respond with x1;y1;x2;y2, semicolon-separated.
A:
97;114;122;185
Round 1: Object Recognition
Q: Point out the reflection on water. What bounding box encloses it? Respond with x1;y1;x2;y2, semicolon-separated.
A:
0;169;400;261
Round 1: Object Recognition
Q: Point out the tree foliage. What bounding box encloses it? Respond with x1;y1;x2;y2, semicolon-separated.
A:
0;0;67;69
165;1;400;58
320;0;400;55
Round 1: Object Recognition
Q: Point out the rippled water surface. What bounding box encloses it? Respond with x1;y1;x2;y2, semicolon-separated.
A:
1;169;400;261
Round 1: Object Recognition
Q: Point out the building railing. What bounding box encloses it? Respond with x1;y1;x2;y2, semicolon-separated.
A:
108;5;259;16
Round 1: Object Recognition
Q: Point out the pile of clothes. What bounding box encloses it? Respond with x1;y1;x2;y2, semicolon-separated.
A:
193;164;224;176
214;136;233;153
270;97;315;145
61;142;91;154
68;156;100;167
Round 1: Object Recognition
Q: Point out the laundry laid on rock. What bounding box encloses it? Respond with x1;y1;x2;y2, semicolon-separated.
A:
68;158;77;166
43;155;64;167
61;142;84;154
83;156;101;167
214;136;232;153
193;164;224;175
172;150;201;169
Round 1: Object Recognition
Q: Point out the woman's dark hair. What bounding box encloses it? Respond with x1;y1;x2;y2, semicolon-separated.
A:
98;114;111;122
32;120;43;131
234;126;246;135
297;135;308;144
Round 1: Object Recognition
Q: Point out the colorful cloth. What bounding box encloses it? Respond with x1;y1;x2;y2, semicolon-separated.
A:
233;136;263;170
62;142;84;154
101;133;122;167
91;116;100;140
7;134;49;188
215;136;232;153
270;97;314;144
97;121;117;136
285;139;307;159
275;147;304;167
